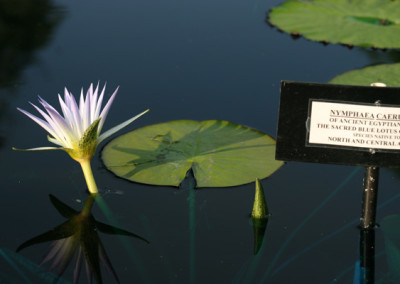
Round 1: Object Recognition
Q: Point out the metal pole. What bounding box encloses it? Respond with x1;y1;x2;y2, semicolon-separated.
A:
359;228;375;283
357;82;383;283
360;82;385;229
360;166;379;229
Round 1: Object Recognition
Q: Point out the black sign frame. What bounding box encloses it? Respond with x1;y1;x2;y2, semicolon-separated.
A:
275;81;400;167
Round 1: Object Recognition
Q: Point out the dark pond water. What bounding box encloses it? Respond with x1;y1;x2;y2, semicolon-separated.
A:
2;0;400;283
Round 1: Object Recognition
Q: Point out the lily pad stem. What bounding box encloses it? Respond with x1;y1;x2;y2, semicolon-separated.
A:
80;159;99;194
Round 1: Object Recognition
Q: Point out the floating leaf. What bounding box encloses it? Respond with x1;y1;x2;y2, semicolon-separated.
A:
329;63;400;87
101;120;283;187
268;0;400;49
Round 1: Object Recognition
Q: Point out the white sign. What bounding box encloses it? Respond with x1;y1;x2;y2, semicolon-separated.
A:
308;101;400;150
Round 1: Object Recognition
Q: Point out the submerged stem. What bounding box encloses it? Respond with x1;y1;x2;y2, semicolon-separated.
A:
79;159;99;194
81;193;97;217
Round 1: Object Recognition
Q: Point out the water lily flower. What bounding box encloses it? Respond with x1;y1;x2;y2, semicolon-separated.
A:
13;83;149;194
17;194;149;284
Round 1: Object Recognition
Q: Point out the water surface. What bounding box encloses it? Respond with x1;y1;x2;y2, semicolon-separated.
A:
1;0;400;283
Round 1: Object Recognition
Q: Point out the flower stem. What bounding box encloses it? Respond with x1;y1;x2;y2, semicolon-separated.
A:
81;194;97;217
79;159;99;194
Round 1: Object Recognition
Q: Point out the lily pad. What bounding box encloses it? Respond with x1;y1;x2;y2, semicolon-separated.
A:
101;120;283;187
329;63;400;86
268;0;400;49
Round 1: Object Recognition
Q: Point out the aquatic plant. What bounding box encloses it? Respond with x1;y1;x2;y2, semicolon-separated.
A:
13;83;149;194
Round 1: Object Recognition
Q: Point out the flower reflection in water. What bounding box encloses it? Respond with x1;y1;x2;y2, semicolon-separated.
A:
17;194;149;283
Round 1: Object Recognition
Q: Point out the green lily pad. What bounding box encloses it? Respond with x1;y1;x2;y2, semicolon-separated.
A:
101;120;283;187
268;0;400;49
329;63;400;86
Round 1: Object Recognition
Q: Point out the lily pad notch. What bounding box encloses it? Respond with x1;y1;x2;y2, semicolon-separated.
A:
101;120;284;188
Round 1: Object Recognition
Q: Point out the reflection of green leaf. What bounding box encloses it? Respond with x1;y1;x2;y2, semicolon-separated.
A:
329;63;400;87
49;194;78;218
252;217;268;255
380;215;400;282
16;220;75;253
268;0;400;49
101;120;283;187
96;221;149;243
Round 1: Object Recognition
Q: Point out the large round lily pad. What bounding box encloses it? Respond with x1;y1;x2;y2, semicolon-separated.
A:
329;63;400;86
101;120;283;187
268;0;400;49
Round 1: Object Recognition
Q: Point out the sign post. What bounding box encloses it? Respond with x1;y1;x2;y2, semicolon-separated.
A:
276;81;400;282
361;166;379;230
276;81;400;225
